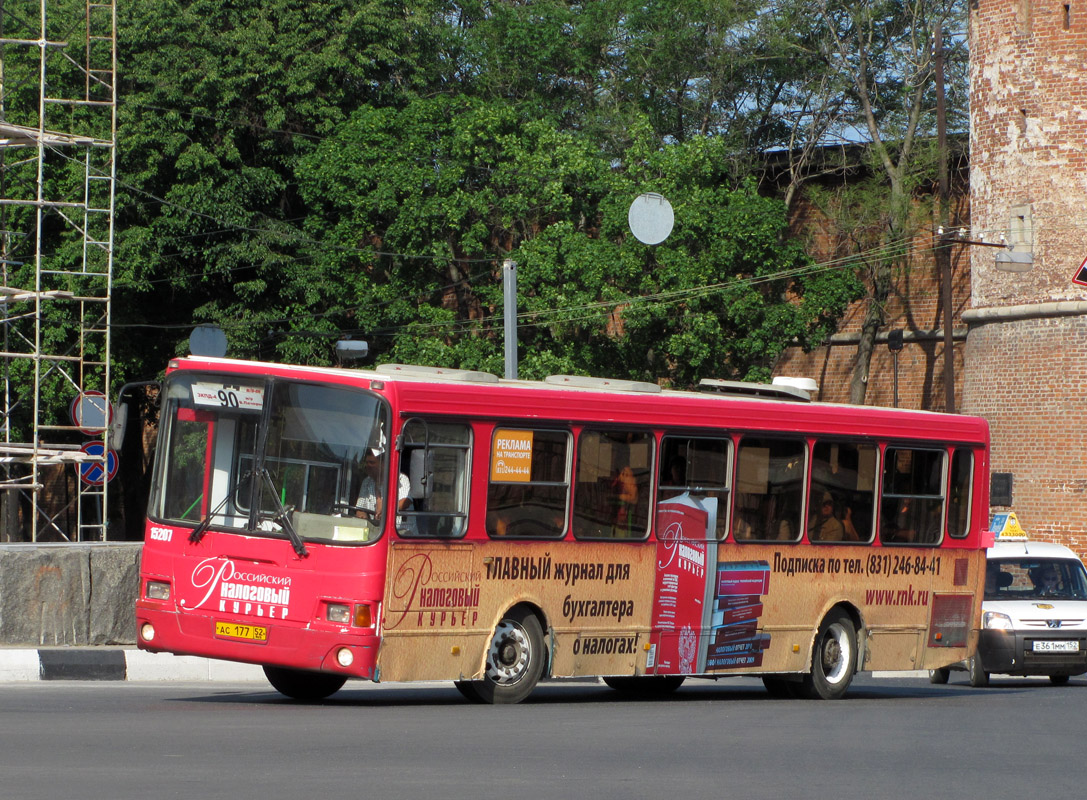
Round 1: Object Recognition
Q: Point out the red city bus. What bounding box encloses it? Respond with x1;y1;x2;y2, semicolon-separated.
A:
136;357;991;702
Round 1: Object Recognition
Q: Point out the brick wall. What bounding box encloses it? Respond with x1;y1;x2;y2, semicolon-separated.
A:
965;315;1087;557
777;187;970;412
965;0;1087;559
777;1;1087;560
969;0;1087;307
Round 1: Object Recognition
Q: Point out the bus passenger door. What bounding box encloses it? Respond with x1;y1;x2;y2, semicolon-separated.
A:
377;542;488;682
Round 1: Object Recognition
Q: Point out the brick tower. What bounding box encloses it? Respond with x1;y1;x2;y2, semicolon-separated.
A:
966;1;1087;554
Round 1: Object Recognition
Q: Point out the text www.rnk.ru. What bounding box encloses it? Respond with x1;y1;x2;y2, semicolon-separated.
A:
865;585;930;606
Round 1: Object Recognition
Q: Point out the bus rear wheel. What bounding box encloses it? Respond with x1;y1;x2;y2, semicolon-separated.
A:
929;667;951;684
967;655;989;688
469;607;546;705
762;676;800;698
262;666;347;701
603;675;685;695
801;610;857;700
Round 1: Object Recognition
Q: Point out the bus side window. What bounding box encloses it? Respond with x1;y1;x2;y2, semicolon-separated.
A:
731;437;804;542
486;429;570;539
880;447;945;546
657;435;731;540
807;441;877;543
947;449;973;538
397;421;471;538
573;429;652;540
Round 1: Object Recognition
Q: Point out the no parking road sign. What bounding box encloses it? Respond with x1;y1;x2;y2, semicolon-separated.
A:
79;441;118;485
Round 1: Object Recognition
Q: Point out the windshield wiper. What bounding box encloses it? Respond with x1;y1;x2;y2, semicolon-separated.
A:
258;468;308;558
188;481;241;545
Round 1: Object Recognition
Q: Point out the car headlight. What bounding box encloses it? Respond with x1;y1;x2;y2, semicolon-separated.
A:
983;611;1013;630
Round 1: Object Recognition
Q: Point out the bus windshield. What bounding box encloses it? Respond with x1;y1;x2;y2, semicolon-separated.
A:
150;373;390;544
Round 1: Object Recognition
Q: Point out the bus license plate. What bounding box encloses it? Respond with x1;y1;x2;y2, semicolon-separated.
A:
215;621;267;642
1032;640;1079;653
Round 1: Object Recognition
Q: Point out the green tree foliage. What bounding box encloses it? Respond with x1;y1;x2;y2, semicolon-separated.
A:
300;101;858;384
114;0;444;371
108;0;866;388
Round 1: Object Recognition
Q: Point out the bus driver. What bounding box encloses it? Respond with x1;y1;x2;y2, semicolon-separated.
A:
356;450;414;533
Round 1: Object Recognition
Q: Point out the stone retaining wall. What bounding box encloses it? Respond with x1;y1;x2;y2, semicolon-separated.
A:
0;543;141;646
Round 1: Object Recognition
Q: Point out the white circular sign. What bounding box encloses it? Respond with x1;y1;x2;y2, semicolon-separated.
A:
189;325;228;357
70;391;111;435
628;193;674;245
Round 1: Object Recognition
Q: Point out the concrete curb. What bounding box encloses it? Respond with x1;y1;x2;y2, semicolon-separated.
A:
0;648;265;682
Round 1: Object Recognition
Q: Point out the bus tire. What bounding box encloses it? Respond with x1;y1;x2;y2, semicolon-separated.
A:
762;676;799;698
1049;674;1070;686
474;607;546;704
967;655;989;688
453;680;485;703
262;666;347;701
603;675;685;695
929;667;951;684
802;610;857;700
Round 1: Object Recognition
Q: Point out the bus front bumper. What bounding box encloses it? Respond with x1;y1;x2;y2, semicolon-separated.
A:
136;605;381;679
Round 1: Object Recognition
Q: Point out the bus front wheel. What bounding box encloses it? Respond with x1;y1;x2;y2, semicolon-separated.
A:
802;610;857;700
471;607;546;705
262;666;347;701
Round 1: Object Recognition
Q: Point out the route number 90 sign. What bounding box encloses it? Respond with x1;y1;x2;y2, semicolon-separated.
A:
191;382;265;412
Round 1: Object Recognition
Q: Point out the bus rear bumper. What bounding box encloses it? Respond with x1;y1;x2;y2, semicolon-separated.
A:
135;606;380;679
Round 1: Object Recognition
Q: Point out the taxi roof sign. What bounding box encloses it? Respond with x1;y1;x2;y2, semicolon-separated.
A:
990;511;1027;539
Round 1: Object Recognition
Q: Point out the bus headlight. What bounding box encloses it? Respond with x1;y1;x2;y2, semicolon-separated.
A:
983;611;1013;630
336;648;354;667
145;581;171;601
327;603;351;624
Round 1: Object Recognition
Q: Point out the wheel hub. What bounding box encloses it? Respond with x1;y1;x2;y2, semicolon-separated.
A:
486;621;531;685
822;639;842;670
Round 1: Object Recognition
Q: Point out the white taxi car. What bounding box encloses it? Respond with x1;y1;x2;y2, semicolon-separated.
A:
931;531;1087;686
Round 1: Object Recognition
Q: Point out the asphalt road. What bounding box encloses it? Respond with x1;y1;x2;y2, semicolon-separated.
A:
2;673;1084;800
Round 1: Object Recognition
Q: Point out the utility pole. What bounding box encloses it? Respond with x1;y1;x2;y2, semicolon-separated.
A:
502;259;517;380
934;20;955;414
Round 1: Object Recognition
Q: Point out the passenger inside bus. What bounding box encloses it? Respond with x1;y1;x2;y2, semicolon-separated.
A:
666;456;686;491
610;465;640;537
808;491;845;541
840;505;862;540
883;498;917;543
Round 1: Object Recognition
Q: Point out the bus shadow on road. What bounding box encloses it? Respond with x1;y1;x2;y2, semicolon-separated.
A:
167;673;1085;708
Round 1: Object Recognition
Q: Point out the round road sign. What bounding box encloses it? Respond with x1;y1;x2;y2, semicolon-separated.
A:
70;391;112;436
79;441;118;485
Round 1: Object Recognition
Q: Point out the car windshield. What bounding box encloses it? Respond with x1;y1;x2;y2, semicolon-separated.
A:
985;557;1087;601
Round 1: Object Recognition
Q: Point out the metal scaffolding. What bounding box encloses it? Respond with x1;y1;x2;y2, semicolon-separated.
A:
0;1;117;541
